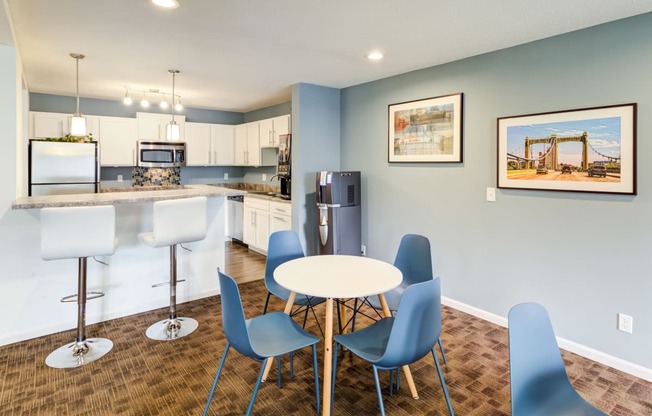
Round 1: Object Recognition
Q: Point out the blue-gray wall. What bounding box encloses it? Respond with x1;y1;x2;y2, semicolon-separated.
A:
340;13;652;368
292;83;341;255
244;101;292;122
30;93;244;124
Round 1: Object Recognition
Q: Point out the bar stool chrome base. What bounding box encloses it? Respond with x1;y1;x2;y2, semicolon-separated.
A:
146;317;198;341
45;338;113;369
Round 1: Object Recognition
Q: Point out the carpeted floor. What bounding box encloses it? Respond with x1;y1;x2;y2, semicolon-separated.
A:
0;243;650;415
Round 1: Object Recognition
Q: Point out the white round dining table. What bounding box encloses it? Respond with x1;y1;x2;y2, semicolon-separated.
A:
261;254;418;416
274;254;401;299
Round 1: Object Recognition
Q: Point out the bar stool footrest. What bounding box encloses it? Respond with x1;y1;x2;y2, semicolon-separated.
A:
151;279;185;288
60;291;105;303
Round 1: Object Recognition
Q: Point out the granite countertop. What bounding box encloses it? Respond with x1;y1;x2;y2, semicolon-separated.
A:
207;183;291;203
242;191;291;203
12;185;246;210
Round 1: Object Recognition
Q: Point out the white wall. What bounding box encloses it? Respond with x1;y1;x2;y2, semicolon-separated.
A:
339;13;652;376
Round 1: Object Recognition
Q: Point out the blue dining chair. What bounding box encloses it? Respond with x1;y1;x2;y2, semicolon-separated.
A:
331;278;454;416
355;234;447;365
263;230;326;333
508;302;607;416
204;270;321;416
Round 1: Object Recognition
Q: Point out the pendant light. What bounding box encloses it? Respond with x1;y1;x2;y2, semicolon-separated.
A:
123;89;133;105
166;69;180;141
69;53;87;137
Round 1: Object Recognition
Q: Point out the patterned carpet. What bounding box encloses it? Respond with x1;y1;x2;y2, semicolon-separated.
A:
0;244;650;415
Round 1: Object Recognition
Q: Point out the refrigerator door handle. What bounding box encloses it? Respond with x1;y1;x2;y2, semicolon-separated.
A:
318;206;329;246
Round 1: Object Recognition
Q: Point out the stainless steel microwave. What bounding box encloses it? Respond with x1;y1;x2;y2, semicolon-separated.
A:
137;141;186;167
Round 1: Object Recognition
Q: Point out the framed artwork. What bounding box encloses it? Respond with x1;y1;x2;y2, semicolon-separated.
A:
388;93;463;163
497;103;636;195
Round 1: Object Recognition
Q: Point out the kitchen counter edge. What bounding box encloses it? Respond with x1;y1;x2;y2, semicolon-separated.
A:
11;185;247;210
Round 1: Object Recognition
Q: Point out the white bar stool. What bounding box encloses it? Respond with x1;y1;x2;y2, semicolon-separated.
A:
40;205;117;369
139;196;207;341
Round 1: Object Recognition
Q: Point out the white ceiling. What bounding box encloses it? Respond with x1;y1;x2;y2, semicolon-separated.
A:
6;1;652;113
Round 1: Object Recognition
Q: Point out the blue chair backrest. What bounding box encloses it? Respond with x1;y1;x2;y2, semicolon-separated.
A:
218;270;261;360
378;278;442;368
394;234;433;286
265;231;305;298
509;302;576;414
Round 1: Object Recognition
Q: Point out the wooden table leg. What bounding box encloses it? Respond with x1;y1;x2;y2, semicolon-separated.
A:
323;297;334;416
262;291;297;382
378;294;419;400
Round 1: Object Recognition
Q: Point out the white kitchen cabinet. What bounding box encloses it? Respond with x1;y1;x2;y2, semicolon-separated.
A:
234;122;262;166
243;197;269;253
31;112;69;138
137;112;186;141
30;112;99;140
269;200;292;234
246;122;261;166
185;122;212;165
234;124;247;165
98;116;138;166
186;122;235;166
211;124;235;165
258;114;290;147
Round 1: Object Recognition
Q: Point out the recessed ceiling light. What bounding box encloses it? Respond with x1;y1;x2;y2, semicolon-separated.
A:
366;52;384;61
151;0;179;9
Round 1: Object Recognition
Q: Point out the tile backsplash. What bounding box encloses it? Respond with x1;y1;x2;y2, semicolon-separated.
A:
132;167;181;186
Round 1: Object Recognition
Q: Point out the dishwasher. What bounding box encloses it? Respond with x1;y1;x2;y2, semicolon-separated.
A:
227;195;245;245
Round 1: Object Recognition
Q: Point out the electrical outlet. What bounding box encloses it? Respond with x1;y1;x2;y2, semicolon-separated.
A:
262;173;267;181
617;313;633;334
224;172;228;180
486;187;496;202
361;245;367;256
117;174;123;182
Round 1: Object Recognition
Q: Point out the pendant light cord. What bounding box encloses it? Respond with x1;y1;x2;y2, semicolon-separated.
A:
75;57;80;115
70;53;85;116
171;71;176;123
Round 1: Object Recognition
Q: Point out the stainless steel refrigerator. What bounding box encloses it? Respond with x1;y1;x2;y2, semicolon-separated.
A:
29;140;99;196
316;171;361;255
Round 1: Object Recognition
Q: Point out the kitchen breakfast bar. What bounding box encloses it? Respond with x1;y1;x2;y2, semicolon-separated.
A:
8;185;244;347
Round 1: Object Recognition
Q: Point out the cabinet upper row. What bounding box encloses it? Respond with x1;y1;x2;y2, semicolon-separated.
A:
28;111;290;168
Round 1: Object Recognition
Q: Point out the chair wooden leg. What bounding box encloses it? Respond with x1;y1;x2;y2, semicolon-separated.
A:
372;365;386;416
246;358;268;416
431;349;454;416
203;343;230;416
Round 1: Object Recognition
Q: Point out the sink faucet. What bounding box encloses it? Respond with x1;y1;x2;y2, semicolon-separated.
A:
270;174;280;181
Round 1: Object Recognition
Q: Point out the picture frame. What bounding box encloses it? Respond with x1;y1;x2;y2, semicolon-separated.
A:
497;103;637;195
388;93;463;163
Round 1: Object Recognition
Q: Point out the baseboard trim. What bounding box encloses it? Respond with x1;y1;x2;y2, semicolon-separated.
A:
442;296;652;383
0;288;221;347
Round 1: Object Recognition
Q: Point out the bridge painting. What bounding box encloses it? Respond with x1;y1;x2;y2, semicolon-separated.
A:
506;116;622;181
497;104;636;195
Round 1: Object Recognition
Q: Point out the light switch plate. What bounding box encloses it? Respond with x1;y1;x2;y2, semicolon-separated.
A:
486;187;496;202
262;173;267;181
224;172;228;180
117;174;123;182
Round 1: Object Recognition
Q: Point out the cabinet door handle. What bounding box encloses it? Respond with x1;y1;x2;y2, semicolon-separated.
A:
273;216;287;222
